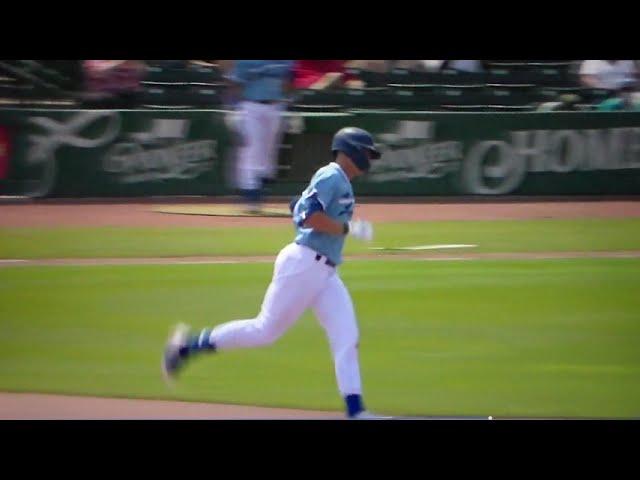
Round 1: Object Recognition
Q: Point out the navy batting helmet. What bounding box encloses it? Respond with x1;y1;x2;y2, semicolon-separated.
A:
331;127;381;172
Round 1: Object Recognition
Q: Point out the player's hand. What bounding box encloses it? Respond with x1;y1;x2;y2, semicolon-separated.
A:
348;219;373;242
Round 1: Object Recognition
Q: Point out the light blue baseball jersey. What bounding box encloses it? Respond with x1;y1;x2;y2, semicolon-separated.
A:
292;162;355;266
228;60;294;102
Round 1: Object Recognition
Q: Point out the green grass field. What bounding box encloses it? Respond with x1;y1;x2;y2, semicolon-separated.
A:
1;218;640;258
1;218;639;418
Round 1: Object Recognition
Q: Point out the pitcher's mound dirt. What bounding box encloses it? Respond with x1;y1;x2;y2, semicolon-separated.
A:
2;200;640;228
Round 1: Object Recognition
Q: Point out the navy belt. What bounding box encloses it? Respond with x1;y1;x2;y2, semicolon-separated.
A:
295;242;336;267
315;254;336;268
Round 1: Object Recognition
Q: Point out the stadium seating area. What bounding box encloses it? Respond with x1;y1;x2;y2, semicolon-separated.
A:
0;60;82;108
0;60;617;112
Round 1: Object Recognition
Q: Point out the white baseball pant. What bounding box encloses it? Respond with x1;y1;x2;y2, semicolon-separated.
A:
207;242;363;396
236;100;285;191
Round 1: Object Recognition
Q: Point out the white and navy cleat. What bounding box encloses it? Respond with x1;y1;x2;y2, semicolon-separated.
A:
162;323;191;386
349;411;393;420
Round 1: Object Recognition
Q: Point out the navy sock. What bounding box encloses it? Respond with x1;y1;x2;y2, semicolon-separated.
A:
242;189;261;204
180;329;217;357
345;394;365;418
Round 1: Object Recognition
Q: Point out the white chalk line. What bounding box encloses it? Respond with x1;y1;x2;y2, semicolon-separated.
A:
370;244;477;251
2;251;640;268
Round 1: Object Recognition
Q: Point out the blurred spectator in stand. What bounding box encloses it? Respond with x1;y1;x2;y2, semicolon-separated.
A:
537;93;583;112
82;60;146;107
216;60;235;76
189;60;217;67
345;60;390;73
189;60;235;76
293;60;364;89
226;60;294;213
441;60;486;72
579;60;639;90
389;60;442;71
596;78;640;111
387;60;487;73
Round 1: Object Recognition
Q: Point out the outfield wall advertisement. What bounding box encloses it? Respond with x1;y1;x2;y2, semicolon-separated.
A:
0;108;639;197
0;125;10;182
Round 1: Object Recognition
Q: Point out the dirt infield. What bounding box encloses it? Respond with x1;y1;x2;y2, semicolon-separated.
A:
1;199;640;228
1;197;639;419
0;392;341;420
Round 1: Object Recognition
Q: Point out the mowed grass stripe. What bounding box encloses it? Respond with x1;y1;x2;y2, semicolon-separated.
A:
1;218;640;259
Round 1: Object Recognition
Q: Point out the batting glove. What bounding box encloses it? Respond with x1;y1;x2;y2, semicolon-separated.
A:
348;219;374;242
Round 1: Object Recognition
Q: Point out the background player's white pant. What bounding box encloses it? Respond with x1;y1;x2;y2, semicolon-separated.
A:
236;101;285;191
208;242;363;396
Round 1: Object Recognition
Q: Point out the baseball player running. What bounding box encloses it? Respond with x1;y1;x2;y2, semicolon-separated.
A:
226;60;294;213
162;127;388;419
